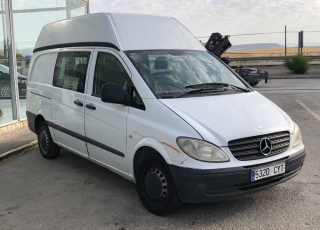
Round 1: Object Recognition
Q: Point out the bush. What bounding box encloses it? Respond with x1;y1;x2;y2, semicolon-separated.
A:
283;55;310;74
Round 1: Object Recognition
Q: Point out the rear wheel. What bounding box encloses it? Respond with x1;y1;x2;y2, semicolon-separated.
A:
136;155;182;215
37;121;60;159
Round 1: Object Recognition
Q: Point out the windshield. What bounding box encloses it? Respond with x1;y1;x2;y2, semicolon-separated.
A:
126;50;248;98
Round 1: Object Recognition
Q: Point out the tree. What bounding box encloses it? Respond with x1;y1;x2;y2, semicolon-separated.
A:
283;55;310;74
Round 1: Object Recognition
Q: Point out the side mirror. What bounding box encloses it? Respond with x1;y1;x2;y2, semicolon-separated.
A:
101;83;126;104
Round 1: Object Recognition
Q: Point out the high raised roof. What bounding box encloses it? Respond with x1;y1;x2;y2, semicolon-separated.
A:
34;13;205;52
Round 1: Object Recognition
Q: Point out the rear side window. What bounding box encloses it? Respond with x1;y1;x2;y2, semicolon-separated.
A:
53;52;91;93
29;53;58;84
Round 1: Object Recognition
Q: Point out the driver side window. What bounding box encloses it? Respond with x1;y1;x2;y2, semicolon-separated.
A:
92;52;128;97
92;52;145;110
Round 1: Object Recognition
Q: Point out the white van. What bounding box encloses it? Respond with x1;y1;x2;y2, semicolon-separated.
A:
26;13;305;215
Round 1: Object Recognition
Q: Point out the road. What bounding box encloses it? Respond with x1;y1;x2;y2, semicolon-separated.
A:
256;78;320;93
1;79;320;230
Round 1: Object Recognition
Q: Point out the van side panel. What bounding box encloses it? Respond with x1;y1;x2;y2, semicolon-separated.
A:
26;52;58;136
127;99;203;177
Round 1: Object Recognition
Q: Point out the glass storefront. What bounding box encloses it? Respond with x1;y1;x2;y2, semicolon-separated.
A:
0;0;88;125
0;0;16;124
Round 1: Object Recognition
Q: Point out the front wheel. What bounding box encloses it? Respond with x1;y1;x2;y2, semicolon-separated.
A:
249;80;259;87
136;155;182;215
37;121;60;159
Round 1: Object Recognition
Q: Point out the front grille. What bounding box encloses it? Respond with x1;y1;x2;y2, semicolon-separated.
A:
228;131;290;161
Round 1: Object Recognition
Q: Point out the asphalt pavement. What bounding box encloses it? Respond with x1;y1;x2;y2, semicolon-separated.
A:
1;79;320;229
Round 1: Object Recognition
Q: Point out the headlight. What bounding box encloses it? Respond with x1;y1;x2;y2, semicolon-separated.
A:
292;122;302;148
176;137;229;162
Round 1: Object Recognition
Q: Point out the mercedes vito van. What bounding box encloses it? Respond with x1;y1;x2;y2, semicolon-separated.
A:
26;13;305;215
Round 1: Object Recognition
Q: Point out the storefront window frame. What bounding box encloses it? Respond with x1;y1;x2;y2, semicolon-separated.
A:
0;0;89;125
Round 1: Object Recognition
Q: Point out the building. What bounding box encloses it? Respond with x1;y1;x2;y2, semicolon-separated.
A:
0;0;89;126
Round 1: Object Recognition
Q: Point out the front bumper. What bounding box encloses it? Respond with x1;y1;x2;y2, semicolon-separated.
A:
169;151;305;203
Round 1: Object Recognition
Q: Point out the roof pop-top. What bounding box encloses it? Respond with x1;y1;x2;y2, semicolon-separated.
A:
34;13;205;52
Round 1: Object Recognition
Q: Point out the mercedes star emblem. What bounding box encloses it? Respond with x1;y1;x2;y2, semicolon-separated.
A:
260;137;272;155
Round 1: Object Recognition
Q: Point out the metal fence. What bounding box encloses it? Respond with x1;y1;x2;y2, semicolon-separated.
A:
229;55;320;62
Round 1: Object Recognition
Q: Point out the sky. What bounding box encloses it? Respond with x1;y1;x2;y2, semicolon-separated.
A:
0;0;87;53
90;0;320;46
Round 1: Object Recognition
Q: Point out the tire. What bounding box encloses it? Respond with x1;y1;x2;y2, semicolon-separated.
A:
136;155;183;215
37;121;60;159
249;80;259;87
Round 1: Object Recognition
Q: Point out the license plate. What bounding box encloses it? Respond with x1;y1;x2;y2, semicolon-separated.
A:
251;163;285;181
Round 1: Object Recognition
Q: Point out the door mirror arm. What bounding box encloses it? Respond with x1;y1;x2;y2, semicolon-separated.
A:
124;93;130;106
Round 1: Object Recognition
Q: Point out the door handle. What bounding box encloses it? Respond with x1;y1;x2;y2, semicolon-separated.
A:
86;103;96;110
74;99;83;106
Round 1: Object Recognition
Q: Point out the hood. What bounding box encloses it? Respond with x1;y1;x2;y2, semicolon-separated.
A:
160;92;293;146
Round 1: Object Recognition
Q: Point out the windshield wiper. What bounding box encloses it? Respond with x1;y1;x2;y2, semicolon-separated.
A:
185;83;250;92
227;84;251;92
176;88;226;98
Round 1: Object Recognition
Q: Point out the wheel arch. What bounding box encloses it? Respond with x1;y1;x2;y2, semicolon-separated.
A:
131;138;173;182
34;114;46;134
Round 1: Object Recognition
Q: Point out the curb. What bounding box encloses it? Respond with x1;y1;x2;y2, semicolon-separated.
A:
0;119;28;136
270;76;320;79
0;140;38;164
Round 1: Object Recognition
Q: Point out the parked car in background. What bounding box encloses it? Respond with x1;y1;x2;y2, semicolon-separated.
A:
204;33;269;86
0;64;27;97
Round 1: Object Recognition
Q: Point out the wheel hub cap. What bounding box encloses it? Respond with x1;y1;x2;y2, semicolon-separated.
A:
144;168;168;202
0;86;11;97
40;129;49;153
